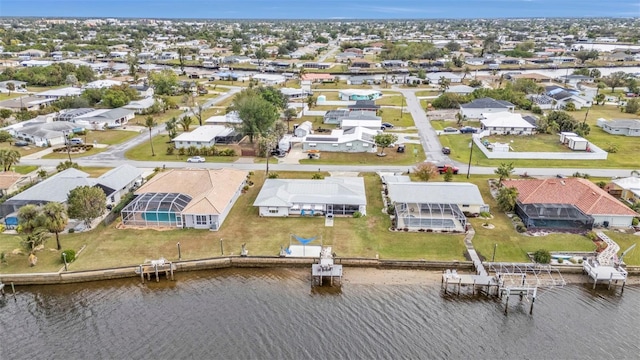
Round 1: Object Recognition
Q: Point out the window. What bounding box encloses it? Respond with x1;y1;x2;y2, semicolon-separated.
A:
462;204;469;208
195;215;207;225
309;143;317;147
332;143;338;147
363;144;369;147
268;208;278;214
346;143;353;147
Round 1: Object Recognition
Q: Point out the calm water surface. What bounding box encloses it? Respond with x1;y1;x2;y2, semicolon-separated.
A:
1;268;639;360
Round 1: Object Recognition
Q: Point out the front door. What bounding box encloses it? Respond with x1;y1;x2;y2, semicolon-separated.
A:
176;215;182;228
326;204;333;215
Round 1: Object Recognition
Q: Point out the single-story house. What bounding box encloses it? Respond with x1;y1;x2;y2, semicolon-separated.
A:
34;87;83;99
302;126;377;153
606;176;640;204
252;74;286;85
72;108;135;129
94;164;144;205
341;119;382;132
502;178;639;230
123;97;156;114
280;88;312;99
172;125;237;149
0;165;142;220
339;89;382;101
0;96;55;112
18;49;47;58
527;94;555;110
130;85;155;98
597;119;640;136
205;111;243;125
83;80;122;89
253;177;367;217
348;100;380;113
0;171;24;197
445;85;476;95
11;121;78;147
121;168;247;230
480;112;536;135
426;72;463;84
386;180;488;232
460;97;515;119
348;76;377;86
324;110;380;125
381;60;408;68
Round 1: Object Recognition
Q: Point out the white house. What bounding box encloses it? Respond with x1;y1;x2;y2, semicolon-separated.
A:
252;73;286;86
460;97;515;119
172;125;235;149
480;112;536;135
83;80;122;89
72;108;135;129
253;177;367;217
34;87;83;99
123;97;156;114
427;72;463;84
302;127;378;153
205;111;243;125
341;119;382;132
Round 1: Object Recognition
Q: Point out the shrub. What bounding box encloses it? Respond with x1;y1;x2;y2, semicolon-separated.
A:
533;249;551;264
480;211;491;218
61;249;76;263
516;224;527;233
268;172;279;179
242;185;249;192
166;146;175;155
353;211;362;218
633;218;639;226
578;259;583;264
557;257;564;264
311;173;324;180
386;204;395;214
0;131;12;142
585;231;598;241
0;224;5;233
0;251;6;264
68;228;75;234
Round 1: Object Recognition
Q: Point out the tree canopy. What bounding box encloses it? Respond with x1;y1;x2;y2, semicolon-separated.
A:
149;69;179;96
230;88;280;142
67;186;107;227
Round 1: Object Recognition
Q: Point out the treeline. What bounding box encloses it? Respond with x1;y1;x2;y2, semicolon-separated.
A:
0;63;95;86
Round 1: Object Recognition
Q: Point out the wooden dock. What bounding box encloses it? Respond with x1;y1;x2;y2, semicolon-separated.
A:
311;247;342;286
135;259;176;283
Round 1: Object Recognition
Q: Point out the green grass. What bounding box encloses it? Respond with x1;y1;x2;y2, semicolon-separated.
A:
440;106;640;169
299;143;425;165
376;95;405;106
2;172;635;274
380;110;415;128
130;109;185;125
314;91;340;101
0;92;22;101
124;134;239;162
415;90;440;97
14;165;38;174
42;130;140;159
0;142;43;157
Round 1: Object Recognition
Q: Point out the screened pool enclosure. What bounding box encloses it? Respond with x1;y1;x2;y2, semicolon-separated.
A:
121;193;192;227
515;202;594;231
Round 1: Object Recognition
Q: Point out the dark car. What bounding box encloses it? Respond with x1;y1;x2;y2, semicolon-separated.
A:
441;146;451;154
381;122;394;129
459;126;478;134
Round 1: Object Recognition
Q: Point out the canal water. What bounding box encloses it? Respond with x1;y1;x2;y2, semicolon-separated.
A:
1;268;639;360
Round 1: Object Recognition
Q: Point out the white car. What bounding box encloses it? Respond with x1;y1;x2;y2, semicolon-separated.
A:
186;156;206;163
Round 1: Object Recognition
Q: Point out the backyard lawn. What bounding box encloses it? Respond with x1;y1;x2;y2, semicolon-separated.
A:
1;171;636;275
380;110;415;128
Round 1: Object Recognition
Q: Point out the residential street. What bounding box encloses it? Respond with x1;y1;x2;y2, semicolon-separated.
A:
18;87;638;180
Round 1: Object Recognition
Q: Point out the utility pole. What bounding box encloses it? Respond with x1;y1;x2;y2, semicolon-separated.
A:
466;138;474;179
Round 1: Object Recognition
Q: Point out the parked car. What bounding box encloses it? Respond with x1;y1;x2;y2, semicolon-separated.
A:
459;126;478;134
436;164;459;174
441;146;451;154
443;127;458;133
381;122;394;129
396;144;406;153
14;140;29;147
187;156;206;163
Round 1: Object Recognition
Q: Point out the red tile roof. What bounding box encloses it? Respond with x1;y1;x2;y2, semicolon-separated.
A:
502;178;638;216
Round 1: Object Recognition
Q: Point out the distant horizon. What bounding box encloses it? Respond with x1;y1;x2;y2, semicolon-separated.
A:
1;0;638;19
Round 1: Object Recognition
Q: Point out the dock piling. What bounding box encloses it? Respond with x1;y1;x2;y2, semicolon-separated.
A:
11;282;16;302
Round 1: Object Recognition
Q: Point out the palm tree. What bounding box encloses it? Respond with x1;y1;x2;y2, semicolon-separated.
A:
0;149;21;171
494;162;515;185
145;115;157;156
42;202;68;250
178;115;193;132
17;204;42;234
283;108;297;133
497;186;519;212
438;76;450;93
21;228;50;253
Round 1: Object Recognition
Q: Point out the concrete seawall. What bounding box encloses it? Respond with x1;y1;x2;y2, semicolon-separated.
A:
0;257;474;286
2;257;638;286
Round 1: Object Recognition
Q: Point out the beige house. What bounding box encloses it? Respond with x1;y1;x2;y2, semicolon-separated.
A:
121;168;247;230
0;171;24;197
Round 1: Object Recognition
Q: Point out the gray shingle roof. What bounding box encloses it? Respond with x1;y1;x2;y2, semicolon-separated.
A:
460;97;514;109
253;177;366;207
8;168;93;203
96;164;143;193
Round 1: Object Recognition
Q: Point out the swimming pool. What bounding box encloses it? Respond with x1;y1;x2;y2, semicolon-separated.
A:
142;212;178;223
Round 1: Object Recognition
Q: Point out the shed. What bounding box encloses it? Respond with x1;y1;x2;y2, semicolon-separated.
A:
559;132;578;144
566;136;588;151
294;121;313;137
